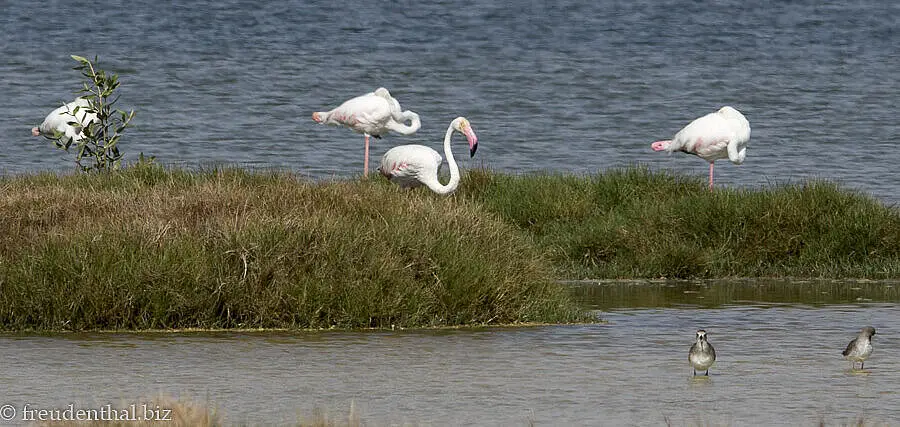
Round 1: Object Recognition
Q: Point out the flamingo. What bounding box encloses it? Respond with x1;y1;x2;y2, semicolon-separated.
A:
378;117;477;195
31;97;97;144
651;106;750;190
312;87;421;177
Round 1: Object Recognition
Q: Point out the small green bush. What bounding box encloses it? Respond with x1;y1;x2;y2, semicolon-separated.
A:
54;55;135;172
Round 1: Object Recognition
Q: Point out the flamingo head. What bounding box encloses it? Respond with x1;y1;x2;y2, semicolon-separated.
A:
311;112;324;123
31;127;41;137
452;117;478;157
374;87;392;98
717;106;741;118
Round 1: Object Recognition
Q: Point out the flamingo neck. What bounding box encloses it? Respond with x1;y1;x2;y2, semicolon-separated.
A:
313;110;336;125
385;110;421;135
423;125;460;195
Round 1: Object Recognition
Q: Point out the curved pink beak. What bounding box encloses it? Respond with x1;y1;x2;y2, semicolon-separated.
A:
651;140;671;151
464;126;478;157
311;112;322;123
31;127;41;137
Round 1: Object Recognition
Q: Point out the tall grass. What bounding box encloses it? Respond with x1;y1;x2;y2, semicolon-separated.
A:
0;164;583;331
459;167;900;279
3;164;897;330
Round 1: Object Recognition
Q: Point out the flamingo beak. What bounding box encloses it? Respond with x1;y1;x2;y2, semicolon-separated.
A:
464;126;478;157
31;127;41;137
311;112;322;123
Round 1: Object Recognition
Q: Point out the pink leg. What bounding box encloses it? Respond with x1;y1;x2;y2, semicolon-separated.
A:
364;134;370;178
708;163;714;191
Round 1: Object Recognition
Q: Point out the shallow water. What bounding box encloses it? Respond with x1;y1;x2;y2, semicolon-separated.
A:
1;281;898;426
1;0;898;204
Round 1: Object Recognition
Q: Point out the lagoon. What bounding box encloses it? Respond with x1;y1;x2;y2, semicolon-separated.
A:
2;281;898;425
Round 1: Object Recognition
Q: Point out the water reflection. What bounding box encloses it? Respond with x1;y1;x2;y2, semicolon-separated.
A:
569;278;900;310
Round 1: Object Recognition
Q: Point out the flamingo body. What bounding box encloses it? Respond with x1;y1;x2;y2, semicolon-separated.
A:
651;106;750;190
312;88;420;177
378;117;478;195
31;98;97;142
379;144;443;189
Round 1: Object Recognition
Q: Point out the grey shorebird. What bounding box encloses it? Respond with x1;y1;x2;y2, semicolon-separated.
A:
842;326;876;370
689;329;716;376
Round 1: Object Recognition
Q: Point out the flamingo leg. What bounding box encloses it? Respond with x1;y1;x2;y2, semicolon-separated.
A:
364;134;370;178
708;163;715;191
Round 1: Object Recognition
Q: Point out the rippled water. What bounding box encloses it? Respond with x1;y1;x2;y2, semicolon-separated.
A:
1;281;898;426
1;0;898;203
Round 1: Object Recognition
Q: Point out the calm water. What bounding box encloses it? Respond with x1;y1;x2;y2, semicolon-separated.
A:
1;281;899;426
0;1;897;203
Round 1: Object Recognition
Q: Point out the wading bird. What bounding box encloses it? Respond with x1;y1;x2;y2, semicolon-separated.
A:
689;329;717;376
651;106;750;191
378;117;477;195
312;88;421;177
31;97;97;144
842;326;875;370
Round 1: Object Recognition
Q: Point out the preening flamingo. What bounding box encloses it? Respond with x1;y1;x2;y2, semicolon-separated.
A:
312;88;421;177
31;97;97;143
378;117;477;195
651;106;750;190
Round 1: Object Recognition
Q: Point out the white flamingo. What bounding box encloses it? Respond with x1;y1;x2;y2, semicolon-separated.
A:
312;87;421;177
378;117;477;195
651;106;750;190
31;97;97;143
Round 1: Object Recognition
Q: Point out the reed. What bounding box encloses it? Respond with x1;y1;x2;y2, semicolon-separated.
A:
458;167;900;279
0;164;584;331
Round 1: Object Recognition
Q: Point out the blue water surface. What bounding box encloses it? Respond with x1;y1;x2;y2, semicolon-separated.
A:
1;0;897;203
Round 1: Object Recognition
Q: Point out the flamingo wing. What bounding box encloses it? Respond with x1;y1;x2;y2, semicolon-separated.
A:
669;112;734;161
37;98;96;141
669;107;750;164
379;144;442;188
324;93;393;135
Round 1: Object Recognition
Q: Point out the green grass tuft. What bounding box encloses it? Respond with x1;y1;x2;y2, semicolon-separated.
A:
459;167;900;279
3;163;897;331
0;163;584;331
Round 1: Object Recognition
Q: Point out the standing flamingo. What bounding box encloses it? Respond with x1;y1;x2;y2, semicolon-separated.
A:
378;117;477;195
312;88;421;177
31;97;97;144
651;106;750;190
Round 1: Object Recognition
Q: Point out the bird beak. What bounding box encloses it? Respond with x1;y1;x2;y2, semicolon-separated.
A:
312;112;322;123
464;125;478;157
